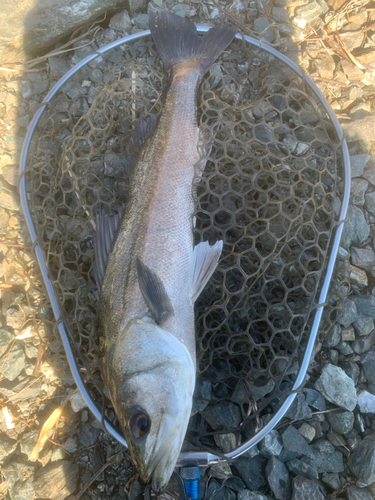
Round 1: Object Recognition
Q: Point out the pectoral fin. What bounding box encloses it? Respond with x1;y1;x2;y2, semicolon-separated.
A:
136;257;174;325
189;240;223;302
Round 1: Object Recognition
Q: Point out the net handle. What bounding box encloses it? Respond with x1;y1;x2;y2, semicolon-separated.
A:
19;27;351;465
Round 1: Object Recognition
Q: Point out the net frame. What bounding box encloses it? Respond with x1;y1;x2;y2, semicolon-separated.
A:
19;27;351;467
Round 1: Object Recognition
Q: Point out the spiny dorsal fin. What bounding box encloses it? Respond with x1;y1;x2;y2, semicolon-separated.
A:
136;257;174;325
126;115;158;174
93;206;123;292
189;240;223;302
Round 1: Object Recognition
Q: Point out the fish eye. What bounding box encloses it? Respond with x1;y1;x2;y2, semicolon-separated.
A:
130;411;150;438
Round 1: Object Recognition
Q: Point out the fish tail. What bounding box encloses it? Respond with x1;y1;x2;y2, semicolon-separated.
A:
149;12;237;78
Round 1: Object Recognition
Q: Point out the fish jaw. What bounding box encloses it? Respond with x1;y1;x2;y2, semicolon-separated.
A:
102;319;195;491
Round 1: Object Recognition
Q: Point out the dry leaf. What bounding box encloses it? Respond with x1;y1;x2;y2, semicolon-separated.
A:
29;406;63;461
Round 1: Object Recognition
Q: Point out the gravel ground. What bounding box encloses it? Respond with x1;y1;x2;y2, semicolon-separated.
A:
1;1;375;499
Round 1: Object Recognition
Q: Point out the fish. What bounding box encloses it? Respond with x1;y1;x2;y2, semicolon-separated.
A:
93;12;237;493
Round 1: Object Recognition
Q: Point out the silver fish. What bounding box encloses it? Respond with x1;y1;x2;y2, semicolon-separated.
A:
94;12;236;493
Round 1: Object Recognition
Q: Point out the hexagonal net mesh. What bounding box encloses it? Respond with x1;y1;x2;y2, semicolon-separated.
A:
23;35;349;454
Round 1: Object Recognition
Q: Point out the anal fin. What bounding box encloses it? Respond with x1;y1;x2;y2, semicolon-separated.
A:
136;257;174;325
189;240;223;302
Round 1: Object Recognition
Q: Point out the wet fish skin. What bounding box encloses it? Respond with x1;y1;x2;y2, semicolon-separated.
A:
97;12;236;493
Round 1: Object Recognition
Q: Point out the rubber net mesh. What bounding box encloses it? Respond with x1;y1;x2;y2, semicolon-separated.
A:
23;36;349;453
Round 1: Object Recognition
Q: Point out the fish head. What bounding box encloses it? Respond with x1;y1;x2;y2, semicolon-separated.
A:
106;318;195;493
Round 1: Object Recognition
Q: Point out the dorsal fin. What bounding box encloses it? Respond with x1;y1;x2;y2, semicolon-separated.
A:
93;206;123;292
189;240;223;302
136;257;174;325
126;115;158;174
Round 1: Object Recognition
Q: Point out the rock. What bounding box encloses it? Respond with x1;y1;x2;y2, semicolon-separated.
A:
365;192;375;216
351;295;375;319
285;393;312;420
0;436;17;461
351;247;375;271
272;7;289;22
340;361;360;384
233;456;266;491
259;430;283;458
48;57;71;79
0;187;19;212
133;13;150;29
352;330;375;354
266;456;291;500
350;265;368;287
203;402;242;430
20;430;39;460
347;485;374;500
348;433;375;485
214;433;237;453
353;314;374;337
358;391;375;413
1;343;25;381
126;0;148;15
351;155;371;177
321;473;343;490
342;115;375;144
293;1;323;28
304;388;326;411
238;492;268;500
3;461;35;500
62;437;77;453
326;411;354;434
341;205;370;248
303;440;344;473
33;461;79;500
281;425;313;458
244;378;275;399
337;299;358;327
70;391;87;412
109;9;132;32
79;422;101;447
209;462;232;480
314;53;335;80
225;476;246;492
298;423;316;443
0;329;14;357
323;323;341;347
292;476;324;500
351;179;368;205
286;458;318;479
361;348;375;393
128;479;143;500
254;17;275;43
314;364;357;411
207;479;225;500
341;326;355;342
0;0;124;64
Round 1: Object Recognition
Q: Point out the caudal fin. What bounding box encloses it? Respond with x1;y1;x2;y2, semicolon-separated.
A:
149;12;237;77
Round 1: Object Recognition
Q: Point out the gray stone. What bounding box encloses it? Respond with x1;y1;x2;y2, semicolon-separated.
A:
321;473;342;490
109;9;132;32
303;440;344;473
20;430;38;460
286;458;318;479
314;53;335;80
133;13;149;30
341;205;370;248
361;348;375;393
348;434;375;485
272;7;289;22
33;461;80;500
347;485;374;500
244;378;275;399
337;299;358;327
341;326;355;342
209;462;232;480
358;391;375;413
70;391;87;412
238;491;268;500
293;1;323;27
281;425;313;458
126;0;148;15
350;295;375;319
62;437;77;453
214;433;237;453
292;476;324;500
285;393;312;420
128;480;143;500
48;57;71;79
353;314;374;337
6;308;25;331
314;364;357;411
342;115;375;144
79;422;101;447
259;430;283;458
351;179;369;205
234;456;266;491
352;330;375;354
254;17;275;43
225;476;246;492
351;247;375;270
204;402;241;430
3;461;35;500
365;192;375;215
326;411;354;434
304;388;326;411
350;265;368;287
0;329;14;357
1;343;25;381
323;323;341;347
266;456;291;500
298;423;316;443
0;436;17;461
0;0;124;64
351;155;371;178
340;361;360;385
